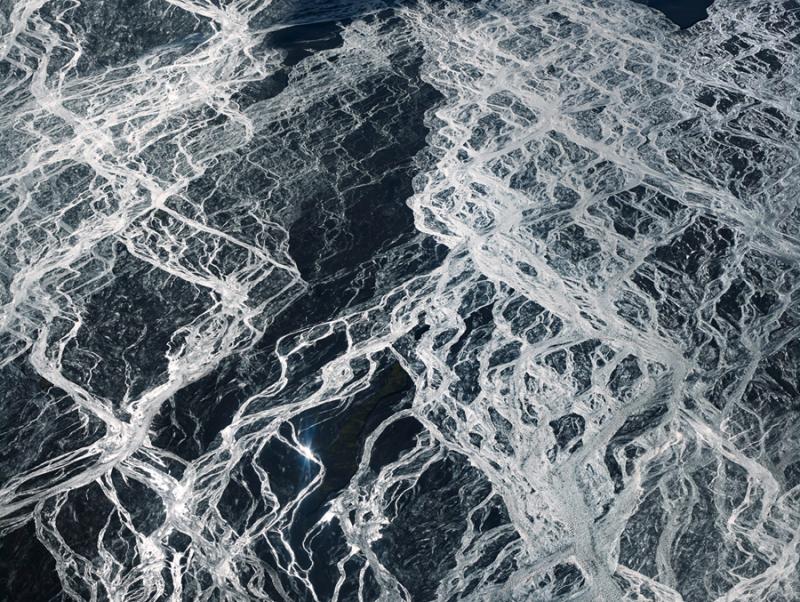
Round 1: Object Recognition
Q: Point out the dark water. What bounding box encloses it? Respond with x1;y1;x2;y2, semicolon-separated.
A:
634;0;716;27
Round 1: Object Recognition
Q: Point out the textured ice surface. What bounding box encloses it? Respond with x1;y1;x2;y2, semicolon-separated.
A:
0;0;798;600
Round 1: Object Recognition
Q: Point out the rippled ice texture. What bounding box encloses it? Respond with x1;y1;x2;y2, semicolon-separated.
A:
0;0;798;600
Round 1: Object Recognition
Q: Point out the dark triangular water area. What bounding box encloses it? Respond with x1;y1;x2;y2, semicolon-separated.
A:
632;0;716;28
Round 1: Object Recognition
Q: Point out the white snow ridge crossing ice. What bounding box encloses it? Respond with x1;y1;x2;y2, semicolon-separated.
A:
0;0;798;601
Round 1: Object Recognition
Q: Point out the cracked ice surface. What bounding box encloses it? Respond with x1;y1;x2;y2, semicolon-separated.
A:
0;0;798;600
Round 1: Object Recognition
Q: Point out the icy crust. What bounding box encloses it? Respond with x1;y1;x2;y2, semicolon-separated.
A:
403;0;800;600
0;2;446;600
0;0;798;601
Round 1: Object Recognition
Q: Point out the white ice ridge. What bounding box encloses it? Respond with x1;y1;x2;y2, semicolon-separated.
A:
0;0;798;600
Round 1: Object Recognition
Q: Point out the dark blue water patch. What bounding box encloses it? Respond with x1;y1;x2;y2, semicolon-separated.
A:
253;0;410;28
286;57;443;282
0;521;63;601
267;20;346;67
369;415;424;471
632;0;716;28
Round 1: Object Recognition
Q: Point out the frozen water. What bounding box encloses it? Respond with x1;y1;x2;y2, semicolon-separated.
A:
0;0;798;600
